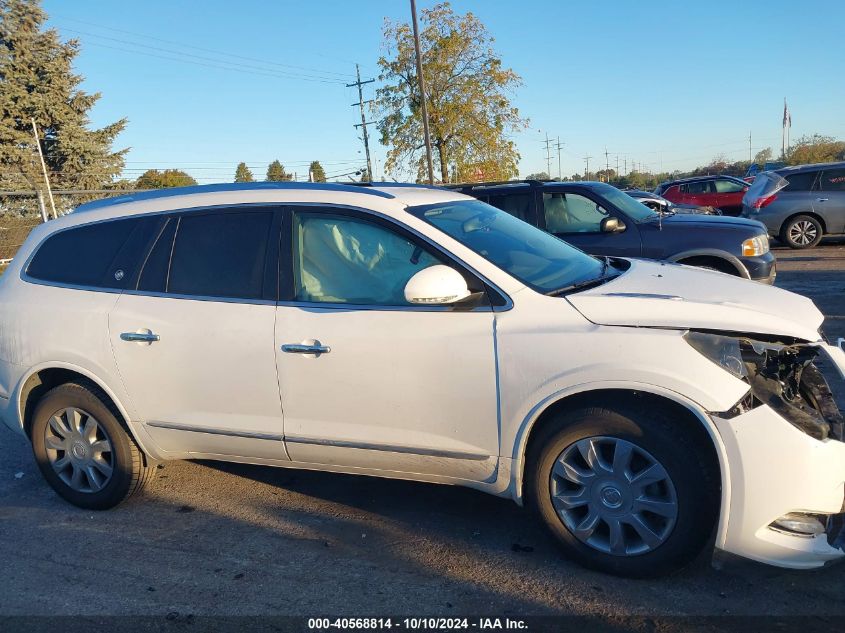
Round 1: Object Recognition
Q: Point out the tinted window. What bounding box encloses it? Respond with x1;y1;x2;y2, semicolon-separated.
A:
293;212;443;305
167;211;273;299
137;218;177;292
783;171;818;191
714;179;746;193
485;193;532;221
682;181;714;194
819;169;845;192
27;218;142;287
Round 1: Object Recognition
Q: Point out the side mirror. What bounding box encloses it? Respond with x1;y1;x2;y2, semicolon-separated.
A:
600;217;626;233
404;265;471;305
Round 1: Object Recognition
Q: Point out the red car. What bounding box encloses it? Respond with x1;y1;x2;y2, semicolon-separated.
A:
655;175;750;216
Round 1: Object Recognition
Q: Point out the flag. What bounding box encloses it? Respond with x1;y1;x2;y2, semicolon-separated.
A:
783;99;791;129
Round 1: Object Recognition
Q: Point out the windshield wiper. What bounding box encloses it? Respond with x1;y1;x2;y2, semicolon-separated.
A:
546;257;616;297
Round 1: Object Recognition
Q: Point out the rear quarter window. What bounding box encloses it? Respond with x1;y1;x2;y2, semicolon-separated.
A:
26;217;145;288
783;171;819;191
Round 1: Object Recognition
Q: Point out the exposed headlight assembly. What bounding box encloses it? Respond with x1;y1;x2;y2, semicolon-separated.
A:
742;234;769;257
684;331;844;441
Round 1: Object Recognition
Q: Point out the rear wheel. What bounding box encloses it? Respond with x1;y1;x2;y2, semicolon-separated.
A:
30;383;154;510
528;404;719;577
781;215;823;249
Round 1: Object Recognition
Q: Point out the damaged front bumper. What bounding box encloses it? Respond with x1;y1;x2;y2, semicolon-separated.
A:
711;342;845;569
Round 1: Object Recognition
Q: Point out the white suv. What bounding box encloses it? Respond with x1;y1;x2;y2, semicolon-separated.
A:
1;182;844;577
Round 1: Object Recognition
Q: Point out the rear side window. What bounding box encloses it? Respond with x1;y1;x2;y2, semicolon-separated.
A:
27;218;143;288
681;181;714;194
166;211;274;299
819;168;845;192
783;171;818;191
485;193;532;221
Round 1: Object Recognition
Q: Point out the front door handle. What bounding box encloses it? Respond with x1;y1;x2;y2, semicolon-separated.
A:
120;331;160;343
281;341;331;356
817;198;829;202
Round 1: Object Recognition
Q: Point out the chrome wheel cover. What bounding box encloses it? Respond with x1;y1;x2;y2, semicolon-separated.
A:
550;436;678;556
44;407;114;493
789;220;818;245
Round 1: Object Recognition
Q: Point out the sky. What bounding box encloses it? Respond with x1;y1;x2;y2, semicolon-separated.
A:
42;0;845;184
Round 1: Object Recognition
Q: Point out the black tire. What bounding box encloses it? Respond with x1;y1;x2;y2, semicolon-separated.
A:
527;403;719;577
30;382;154;510
780;214;823;249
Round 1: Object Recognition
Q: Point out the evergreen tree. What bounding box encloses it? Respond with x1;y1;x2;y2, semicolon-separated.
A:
0;0;127;204
135;169;197;189
234;162;254;182
309;160;326;182
265;160;291;182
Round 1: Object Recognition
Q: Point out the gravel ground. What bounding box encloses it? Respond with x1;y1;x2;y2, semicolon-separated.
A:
1;240;844;626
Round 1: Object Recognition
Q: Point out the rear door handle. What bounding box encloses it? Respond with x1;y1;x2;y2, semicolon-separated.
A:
120;331;160;343
281;342;330;355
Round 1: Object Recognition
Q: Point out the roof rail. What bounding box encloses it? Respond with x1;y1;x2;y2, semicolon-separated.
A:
73;181;396;213
444;179;546;190
345;181;447;191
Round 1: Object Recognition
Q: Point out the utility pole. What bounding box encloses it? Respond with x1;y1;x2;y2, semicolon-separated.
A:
604;147;609;182
749;131;752;162
31;118;56;219
624;157;627;175
410;0;435;184
554;137;564;180
347;63;375;181
542;132;553;177
583;155;592;180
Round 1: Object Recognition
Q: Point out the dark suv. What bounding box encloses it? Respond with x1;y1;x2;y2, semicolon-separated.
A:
451;180;776;283
740;162;845;249
655;175;749;216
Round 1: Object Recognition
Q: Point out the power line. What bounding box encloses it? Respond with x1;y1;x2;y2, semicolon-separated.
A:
52;16;354;79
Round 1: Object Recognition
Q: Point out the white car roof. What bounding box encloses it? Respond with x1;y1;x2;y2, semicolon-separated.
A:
67;182;470;225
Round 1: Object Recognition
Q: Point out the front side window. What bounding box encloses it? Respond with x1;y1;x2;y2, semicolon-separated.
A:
819;168;845;192
714;179;746;193
408;199;605;293
166;210;274;299
27;217;143;287
293;212;442;305
543;192;609;233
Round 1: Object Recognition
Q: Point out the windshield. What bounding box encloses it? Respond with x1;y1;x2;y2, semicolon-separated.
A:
407;199;607;293
592;184;659;222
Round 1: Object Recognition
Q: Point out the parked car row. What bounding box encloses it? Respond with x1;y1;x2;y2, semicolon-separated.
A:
2;181;844;580
449;180;775;283
622;189;719;215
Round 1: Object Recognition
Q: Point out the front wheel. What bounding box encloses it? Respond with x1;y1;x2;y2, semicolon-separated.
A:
781;215;823;249
528;404;719;577
30;382;155;510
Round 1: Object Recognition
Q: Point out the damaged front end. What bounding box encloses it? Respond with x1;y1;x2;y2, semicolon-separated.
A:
684;331;845;442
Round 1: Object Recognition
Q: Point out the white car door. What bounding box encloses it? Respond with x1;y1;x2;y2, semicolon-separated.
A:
109;208;286;460
275;207;500;482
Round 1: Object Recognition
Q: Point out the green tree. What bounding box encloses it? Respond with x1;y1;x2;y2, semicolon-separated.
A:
309;160;326;182
525;172;550;181
135;169;197;189
266;159;292;182
376;2;527;183
785;134;845;165
0;0;127;206
234;162;254;183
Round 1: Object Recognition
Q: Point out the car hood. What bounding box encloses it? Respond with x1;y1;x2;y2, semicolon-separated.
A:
565;259;823;341
654;213;765;231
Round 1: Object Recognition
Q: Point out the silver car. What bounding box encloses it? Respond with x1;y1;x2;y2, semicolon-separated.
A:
741;162;845;249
